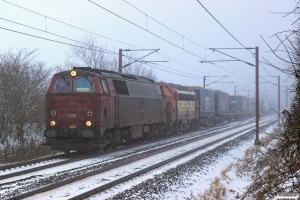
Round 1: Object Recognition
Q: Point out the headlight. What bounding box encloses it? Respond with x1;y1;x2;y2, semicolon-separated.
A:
86;121;92;126
82;130;93;138
50;121;56;126
46;130;56;137
70;70;77;77
51;111;56;116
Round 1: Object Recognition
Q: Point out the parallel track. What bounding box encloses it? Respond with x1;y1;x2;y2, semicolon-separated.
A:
0;118;248;181
3;116;275;200
69;118;276;200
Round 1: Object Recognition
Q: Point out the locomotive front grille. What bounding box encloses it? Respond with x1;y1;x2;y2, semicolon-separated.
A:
58;129;79;138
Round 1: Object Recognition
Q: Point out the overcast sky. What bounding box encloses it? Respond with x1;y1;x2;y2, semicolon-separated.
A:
0;0;297;104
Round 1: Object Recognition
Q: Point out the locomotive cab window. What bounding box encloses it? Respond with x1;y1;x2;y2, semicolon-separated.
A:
74;77;94;92
52;77;71;93
100;78;109;94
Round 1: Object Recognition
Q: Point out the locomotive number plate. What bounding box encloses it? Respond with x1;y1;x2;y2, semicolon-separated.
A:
70;125;76;128
68;114;76;117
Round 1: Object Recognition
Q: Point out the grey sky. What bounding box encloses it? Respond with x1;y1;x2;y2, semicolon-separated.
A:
0;0;296;103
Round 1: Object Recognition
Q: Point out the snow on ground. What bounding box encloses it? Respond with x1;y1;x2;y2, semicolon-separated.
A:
85;117;276;200
25;119;269;200
0;116;276;200
1;118;254;184
163;123;277;200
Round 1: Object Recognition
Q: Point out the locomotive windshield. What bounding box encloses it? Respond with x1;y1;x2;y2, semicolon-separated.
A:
52;77;71;93
74;77;94;92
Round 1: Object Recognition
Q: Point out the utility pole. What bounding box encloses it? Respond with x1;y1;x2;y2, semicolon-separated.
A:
255;46;260;144
119;49;122;73
278;75;280;127
243;90;252;98
234;85;236;95
203;76;206;88
200;47;259;144
118;48;161;73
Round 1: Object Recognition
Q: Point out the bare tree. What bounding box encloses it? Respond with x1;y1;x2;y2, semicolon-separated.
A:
59;35;157;81
0;49;52;145
242;2;300;199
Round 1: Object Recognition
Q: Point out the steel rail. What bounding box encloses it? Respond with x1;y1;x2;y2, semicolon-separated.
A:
69;119;275;200
0;152;77;172
6;117;275;200
0;119;246;181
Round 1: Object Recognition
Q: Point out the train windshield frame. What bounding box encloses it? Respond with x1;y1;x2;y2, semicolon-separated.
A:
52;77;71;93
74;77;95;92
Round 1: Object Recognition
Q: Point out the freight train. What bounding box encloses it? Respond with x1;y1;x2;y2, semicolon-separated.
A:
43;67;270;152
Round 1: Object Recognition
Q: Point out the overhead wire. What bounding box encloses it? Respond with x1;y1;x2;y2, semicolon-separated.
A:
145;63;203;79
87;0;206;61
88;0;255;83
0;17;117;55
2;0;261;84
1;0;141;49
195;0;276;79
0;26;119;55
123;0;254;79
1;0;208;78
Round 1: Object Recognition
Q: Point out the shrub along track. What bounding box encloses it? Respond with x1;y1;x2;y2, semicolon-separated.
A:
0;116;274;200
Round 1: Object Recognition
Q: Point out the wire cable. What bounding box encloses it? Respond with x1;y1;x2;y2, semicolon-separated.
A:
0;26;120;55
123;0;253;78
2;0;141;49
0;17;118;56
2;0;208;80
88;0;256;83
196;0;275;79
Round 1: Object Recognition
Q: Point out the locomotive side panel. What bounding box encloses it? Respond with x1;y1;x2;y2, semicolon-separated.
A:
114;79;164;128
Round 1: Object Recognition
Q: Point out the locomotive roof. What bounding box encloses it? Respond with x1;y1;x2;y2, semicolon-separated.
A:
166;83;193;92
54;67;154;83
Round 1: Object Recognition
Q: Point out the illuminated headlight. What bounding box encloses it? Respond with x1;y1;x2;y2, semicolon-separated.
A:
82;130;93;138
50;121;56;126
46;130;56;137
70;70;77;77
86;121;92;126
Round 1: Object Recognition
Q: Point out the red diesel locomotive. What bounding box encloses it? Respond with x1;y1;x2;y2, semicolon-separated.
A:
44;67;197;152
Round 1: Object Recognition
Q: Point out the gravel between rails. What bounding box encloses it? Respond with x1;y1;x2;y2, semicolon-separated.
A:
0;117;271;200
68;118;275;200
104;121;276;200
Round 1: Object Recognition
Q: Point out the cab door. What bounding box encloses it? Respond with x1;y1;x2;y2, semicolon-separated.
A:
99;78;111;129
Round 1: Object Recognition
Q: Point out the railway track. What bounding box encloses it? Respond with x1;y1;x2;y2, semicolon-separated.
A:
69;117;276;200
1;116;275;200
0;118;249;182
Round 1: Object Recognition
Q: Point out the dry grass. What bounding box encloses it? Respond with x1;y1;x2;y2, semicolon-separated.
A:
186;130;279;200
0;140;60;165
192;164;234;200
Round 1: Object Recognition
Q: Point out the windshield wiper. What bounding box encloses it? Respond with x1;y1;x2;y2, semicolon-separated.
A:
62;76;69;86
84;76;93;86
